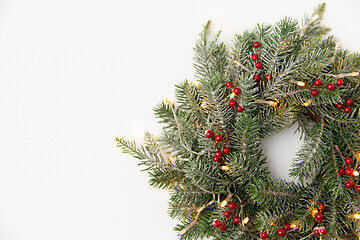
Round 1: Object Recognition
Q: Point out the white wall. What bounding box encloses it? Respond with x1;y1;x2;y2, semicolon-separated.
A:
0;0;359;239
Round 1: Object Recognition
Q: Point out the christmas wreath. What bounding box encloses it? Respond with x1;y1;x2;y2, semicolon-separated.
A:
117;4;360;239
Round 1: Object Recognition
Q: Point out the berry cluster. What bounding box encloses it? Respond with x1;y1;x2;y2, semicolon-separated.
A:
213;202;240;232
310;78;344;97
205;130;230;163
251;41;272;86
259;222;292;239
225;81;243;112
313;203;327;236
336;98;353;114
338;156;360;191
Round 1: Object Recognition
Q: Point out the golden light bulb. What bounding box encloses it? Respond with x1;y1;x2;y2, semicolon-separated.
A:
354;214;360;219
229;92;236;99
297;81;305;87
200;102;209;109
164;99;173;106
242;217;249;224
192;80;200;87
221;165;230;171
353;171;359;177
168;156;176;161
303;100;312;107
220;200;228;208
311;208;318;216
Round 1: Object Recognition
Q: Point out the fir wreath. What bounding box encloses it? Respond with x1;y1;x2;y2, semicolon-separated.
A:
117;4;360;240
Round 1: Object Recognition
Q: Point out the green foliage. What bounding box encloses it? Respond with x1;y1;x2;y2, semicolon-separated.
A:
117;3;360;240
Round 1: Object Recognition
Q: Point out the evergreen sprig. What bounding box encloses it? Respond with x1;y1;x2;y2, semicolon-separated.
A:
118;3;360;239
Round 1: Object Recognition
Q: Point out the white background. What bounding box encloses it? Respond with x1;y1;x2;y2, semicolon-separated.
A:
0;0;359;239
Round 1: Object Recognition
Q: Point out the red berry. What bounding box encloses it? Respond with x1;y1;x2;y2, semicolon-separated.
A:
327;83;335;90
233;216;240;224
233;88;241;95
277;228;285;237
228;202;235;209
220;224;227;231
345;99;353;105
319;226;327;235
215;151;223;158
225;81;233;88
236;106;243;112
283;223;291;231
336;103;344;109
346;168;353;176
310;89;319;96
345;180;354;189
318;204;326;211
212;156;220;163
255;62;262;69
315;212;323;220
316;218;323;224
223;147;230;154
345;158;353;165
229;100;236;107
224;211;231;218
260;231;268;239
253;41;261;48
336;79;343;86
213;219;221;228
314;227;320;236
338;168;345;175
314;79;322;86
215;134;223;142
205;130;213;138
356;185;360;192
252;54;259;61
253;74;261;82
344;106;351;113
265;74;272;81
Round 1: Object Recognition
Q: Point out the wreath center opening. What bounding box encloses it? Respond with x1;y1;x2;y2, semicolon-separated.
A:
260;122;304;181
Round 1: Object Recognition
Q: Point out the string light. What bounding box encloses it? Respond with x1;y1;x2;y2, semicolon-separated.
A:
221;165;230;171
230;92;236;99
303;100;312;107
168;156;176;161
242;217;249;224
220;193;233;208
192;80;200;87
164;99;173;106
290;79;305;87
291;222;300;229
348;214;360;219
311;208;318;217
201;102;209;109
353;171;359;177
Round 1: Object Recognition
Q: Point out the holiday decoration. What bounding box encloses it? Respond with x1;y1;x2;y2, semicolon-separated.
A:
117;4;360;240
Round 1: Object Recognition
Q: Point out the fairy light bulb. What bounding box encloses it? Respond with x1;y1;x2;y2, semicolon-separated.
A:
303;100;312;106
230;92;236;99
221;165;230;171
297;81;305;87
354;214;360;219
192;80;200;87
353;171;359;177
220;193;233;208
242;217;249;224
164;99;173;106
